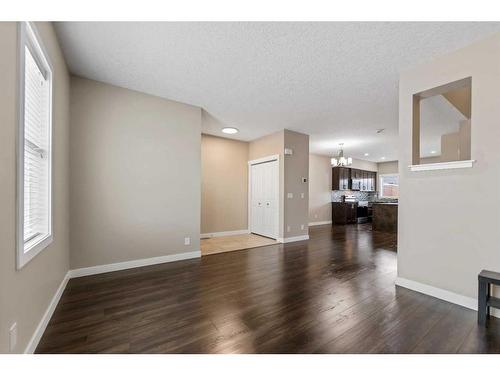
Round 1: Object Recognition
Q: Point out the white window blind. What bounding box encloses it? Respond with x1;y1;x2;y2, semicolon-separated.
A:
17;22;53;268
23;45;50;247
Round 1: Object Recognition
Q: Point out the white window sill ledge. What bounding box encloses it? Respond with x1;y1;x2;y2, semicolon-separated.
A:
409;160;475;172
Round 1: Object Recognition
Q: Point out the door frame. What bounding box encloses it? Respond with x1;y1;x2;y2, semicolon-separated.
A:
248;154;280;239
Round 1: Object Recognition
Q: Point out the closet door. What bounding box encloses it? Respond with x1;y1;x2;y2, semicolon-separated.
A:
250;163;264;236
262;160;278;238
250;160;279;239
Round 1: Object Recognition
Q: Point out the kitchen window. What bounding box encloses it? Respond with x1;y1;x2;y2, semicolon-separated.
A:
379;174;399;199
17;22;53;269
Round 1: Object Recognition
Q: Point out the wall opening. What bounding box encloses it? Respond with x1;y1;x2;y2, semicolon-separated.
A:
412;77;472;167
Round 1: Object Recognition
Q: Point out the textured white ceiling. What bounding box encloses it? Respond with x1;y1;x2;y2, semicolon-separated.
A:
54;22;500;162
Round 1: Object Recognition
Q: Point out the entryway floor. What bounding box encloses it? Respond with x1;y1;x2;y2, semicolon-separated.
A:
201;233;276;256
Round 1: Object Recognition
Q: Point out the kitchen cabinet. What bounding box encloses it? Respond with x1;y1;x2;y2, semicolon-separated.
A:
351;169;361;190
362;170;368;191
332;202;358;225
372;203;398;232
332;167;376;192
365;171;376;191
332;167;351;190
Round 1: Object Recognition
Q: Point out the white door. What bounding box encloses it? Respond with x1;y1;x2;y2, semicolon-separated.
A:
251;162;265;236
250;159;278;239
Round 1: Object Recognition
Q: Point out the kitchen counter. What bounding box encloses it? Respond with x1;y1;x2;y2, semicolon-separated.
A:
372;203;398;232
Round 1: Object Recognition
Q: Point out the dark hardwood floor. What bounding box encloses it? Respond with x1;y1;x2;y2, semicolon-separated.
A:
36;224;500;353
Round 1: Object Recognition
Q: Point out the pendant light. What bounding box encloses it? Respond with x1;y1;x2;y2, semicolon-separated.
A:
331;143;352;167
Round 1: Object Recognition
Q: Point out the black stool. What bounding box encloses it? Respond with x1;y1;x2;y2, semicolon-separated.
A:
478;270;500;325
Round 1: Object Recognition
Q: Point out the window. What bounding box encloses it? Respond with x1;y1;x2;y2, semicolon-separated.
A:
379;174;399;199
17;22;53;269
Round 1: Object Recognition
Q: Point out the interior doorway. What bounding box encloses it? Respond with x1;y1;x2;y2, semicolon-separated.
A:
248;155;280;239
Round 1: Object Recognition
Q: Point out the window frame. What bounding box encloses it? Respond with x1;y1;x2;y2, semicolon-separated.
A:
379;173;399;199
16;22;54;269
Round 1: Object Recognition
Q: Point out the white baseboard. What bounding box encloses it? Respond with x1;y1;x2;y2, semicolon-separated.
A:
200;229;249;239
395;276;500;318
308;221;332;226
24;271;71;354
69;251;201;278
278;235;310;243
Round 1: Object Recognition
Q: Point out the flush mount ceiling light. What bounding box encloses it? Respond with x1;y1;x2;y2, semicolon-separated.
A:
364;153;370;156
331;143;352;167
221;127;239;134
430;150;437;154
381;156;386;160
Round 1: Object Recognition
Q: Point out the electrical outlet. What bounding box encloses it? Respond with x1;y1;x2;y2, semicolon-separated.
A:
184;237;190;246
301;193;305;199
9;323;17;352
287;225;291;232
301;224;305;230
287;193;293;199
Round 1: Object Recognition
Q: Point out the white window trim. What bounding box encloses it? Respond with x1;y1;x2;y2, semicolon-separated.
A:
409;160;475;172
379;173;399;199
16;22;54;269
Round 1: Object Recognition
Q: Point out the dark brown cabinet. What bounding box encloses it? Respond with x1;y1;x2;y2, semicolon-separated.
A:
351;169;361;190
332;167;351;190
332;167;376;192
372;203;398;232
332;202;358;225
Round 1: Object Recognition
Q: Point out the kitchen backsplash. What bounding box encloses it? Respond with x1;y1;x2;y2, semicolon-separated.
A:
332;190;377;202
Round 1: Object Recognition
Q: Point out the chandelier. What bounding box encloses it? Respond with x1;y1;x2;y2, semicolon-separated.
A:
331;143;352;167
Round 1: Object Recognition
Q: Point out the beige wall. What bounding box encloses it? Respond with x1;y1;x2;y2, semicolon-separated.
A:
0;22;70;353
398;33;500;300
351;158;378;172
284;130;309;238
70;77;201;268
249;130;284;161
309;154;332;223
440;132;460;162
201;134;249;234
443;86;471;119
420;156;441;164
377;161;398;175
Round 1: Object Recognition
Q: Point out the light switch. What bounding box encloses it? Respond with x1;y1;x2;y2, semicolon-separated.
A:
287;193;293;199
301;193;305;199
184;237;191;245
301;224;305;230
